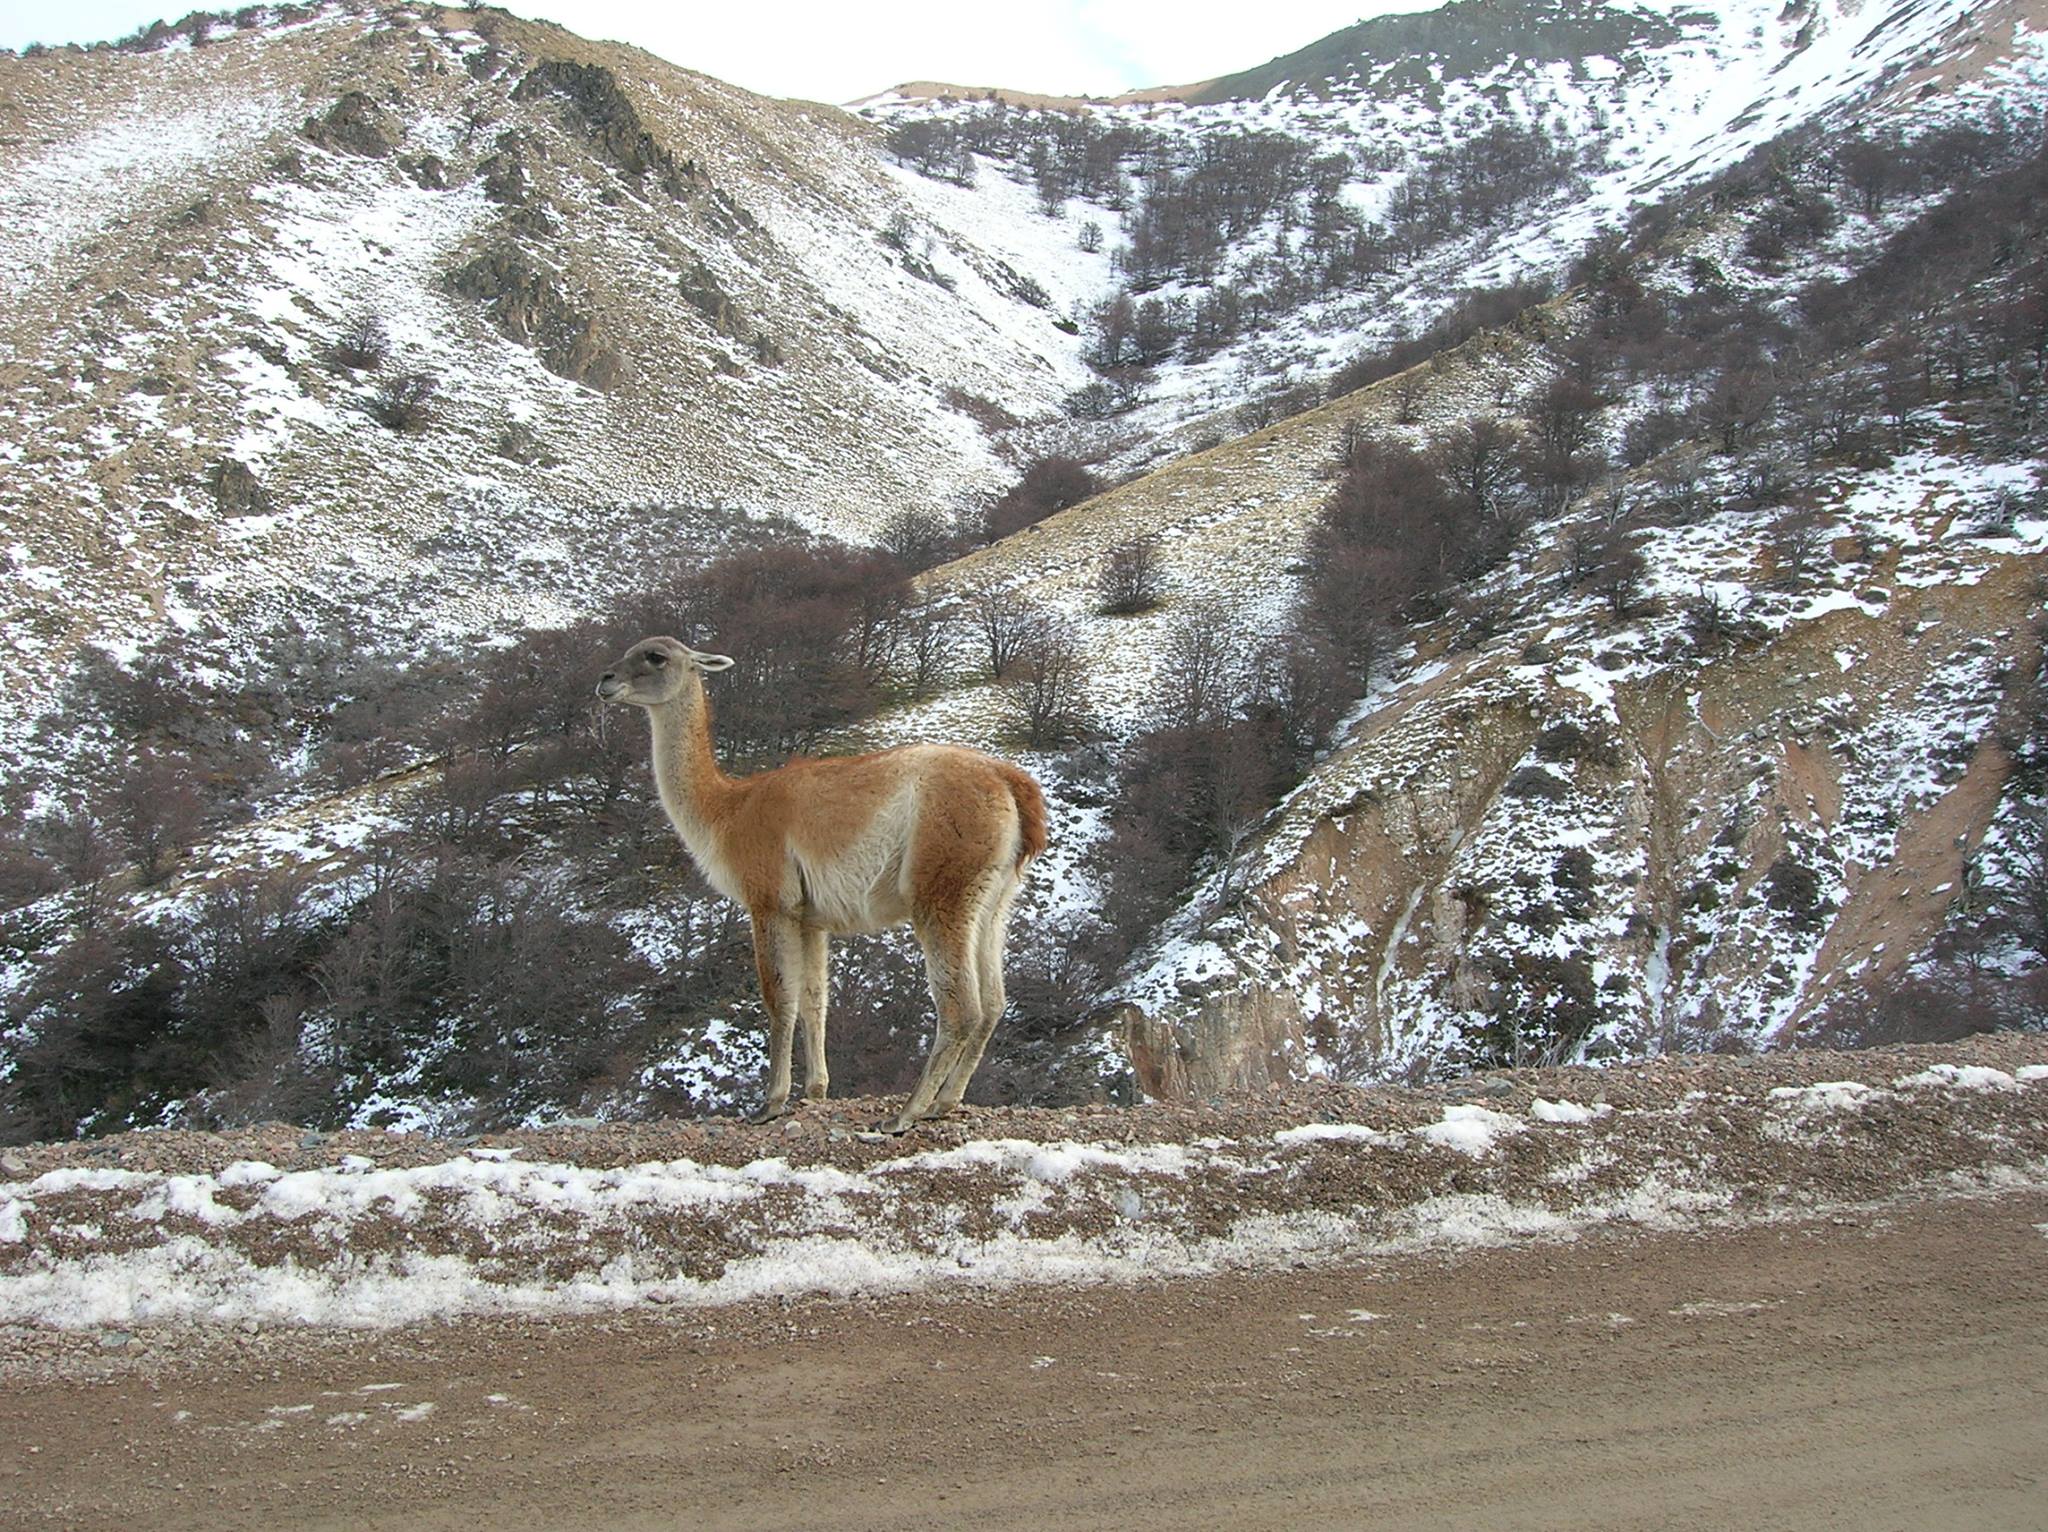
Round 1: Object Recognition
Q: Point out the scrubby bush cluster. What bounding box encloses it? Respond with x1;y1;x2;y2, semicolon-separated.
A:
887;101;1592;386
1;531;920;1136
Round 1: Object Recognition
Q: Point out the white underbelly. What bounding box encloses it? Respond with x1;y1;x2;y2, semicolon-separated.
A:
793;823;915;932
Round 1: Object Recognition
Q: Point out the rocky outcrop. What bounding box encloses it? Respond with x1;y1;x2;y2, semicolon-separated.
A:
679;261;749;341
207;457;266;517
513;61;707;197
302;91;397;158
445;244;624;390
1122;561;2036;1091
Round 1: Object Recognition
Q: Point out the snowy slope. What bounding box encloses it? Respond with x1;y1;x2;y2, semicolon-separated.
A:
5;0;2048;1138
0;2;1101;770
3;1038;2043;1328
867;0;2048;462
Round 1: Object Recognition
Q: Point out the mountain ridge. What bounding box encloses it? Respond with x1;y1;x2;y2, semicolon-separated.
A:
4;0;2048;1139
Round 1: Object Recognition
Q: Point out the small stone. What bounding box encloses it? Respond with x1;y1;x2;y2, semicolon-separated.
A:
99;1331;132;1351
0;1152;26;1176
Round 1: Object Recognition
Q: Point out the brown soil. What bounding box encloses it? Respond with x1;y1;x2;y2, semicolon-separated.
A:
5;1038;2048;1529
2;1189;2044;1531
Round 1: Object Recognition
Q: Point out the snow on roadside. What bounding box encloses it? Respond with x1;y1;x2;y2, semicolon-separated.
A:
2;1055;2043;1331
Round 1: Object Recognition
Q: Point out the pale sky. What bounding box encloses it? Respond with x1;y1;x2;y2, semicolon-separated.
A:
0;1;1437;103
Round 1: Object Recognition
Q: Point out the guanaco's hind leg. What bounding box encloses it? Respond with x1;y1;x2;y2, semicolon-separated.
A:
748;911;804;1124
798;926;830;1102
882;912;984;1134
934;875;1021;1115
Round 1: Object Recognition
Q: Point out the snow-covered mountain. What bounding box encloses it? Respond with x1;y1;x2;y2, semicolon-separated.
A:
0;2;1099;766
868;0;2044;453
4;0;2036;766
4;0;2048;1139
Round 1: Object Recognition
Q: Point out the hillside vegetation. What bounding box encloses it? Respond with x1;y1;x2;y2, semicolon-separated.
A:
2;0;2047;1141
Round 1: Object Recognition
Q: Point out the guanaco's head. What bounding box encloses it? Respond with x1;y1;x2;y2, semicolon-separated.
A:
596;635;734;707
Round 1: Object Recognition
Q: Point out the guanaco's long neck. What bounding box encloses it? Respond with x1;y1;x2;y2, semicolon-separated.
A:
646;682;735;858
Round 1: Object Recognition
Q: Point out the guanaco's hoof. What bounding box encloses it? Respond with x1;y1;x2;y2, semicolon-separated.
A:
747;1102;791;1126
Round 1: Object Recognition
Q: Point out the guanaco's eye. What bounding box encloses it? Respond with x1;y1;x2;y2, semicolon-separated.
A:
645;651;667;667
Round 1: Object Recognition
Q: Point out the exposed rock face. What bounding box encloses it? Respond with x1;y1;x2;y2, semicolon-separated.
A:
301;90;397;158
207;458;266;517
1123;561;2035;1090
513;60;707;198
398;153;447;190
444;244;624;390
679;260;751;342
477;142;530;206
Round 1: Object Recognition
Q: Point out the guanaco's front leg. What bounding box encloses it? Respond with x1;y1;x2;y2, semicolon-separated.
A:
799;926;831;1102
748;911;802;1124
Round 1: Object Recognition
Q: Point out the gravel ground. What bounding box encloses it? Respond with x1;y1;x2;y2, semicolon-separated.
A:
2;1033;2045;1369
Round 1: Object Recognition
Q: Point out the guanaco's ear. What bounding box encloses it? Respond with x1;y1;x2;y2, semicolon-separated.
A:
693;651;735;672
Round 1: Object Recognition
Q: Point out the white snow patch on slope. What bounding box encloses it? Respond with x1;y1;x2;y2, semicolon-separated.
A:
0;95;287;294
1530;1098;1610;1125
1895;1064;2021;1092
2;1062;2042;1328
1414;1104;1526;1156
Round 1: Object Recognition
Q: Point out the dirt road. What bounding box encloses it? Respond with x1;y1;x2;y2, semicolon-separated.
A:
5;1187;2045;1531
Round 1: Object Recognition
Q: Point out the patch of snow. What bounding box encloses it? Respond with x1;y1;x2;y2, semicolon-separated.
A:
1530;1098;1610;1125
1895;1064;2019;1092
1768;1080;1879;1112
1273;1123;1399;1147
1415;1104;1526;1157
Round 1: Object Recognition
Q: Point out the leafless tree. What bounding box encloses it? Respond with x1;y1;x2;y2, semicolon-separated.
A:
970;581;1040;680
876;507;959;571
1434;414;1519;519
1158;607;1242;730
114;748;205;885
1593;540;1649;621
371;370;438;432
330;311;389;372
899;591;953;699
1003;618;1092;747
1095;536;1166;615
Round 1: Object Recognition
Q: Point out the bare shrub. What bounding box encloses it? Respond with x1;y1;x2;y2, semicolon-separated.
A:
1095;537;1166;615
651;542;911;763
1806;962;2044;1049
1592;539;1649;621
1247;634;1347;767
1682;586;1761;654
1771;510;1830;589
371;370;438;432
0;793;56;911
114;748;206;884
985;456;1103;542
875;507;960;571
330;311;389;372
1002;618;1092;747
898;592;953;699
1298;435;1493;679
35;803;120;929
969;582;1040;681
1158;608;1244;731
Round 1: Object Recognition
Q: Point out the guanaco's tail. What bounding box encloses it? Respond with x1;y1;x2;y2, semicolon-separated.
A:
1001;764;1048;870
